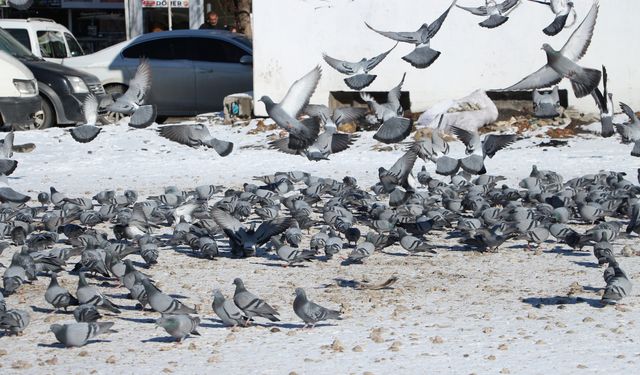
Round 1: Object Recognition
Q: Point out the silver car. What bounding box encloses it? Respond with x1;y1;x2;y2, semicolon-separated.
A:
62;29;253;120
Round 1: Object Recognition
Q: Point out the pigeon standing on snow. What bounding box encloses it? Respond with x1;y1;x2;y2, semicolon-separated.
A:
0;309;30;335
106;58;157;128
602;262;632;304
503;1;600;98
322;43;397;90
155;314;200;342
457;0;520;29
212;289;250;327
361;73;412;144
141;278;197;315
50;322;115;347
293;288;341;328
528;0;576;36
45;273;79;311
259;66;322;150
76;272;121;314
365;0;456;68
232;278;280;322
158;124;234;156
70;94;103;143
591;66;614;137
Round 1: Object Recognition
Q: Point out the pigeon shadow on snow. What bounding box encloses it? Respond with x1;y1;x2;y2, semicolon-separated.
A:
118;316;155;324
141;336;179;343
38;339;111;348
522;295;604;309
572;260;600;269
545;246;590;256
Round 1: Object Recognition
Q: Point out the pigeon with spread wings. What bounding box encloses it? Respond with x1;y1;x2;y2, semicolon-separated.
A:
365;0;456;68
457;0;520;29
106;59;157;128
591;66;614;137
158;124;234;156
361;73;412;144
528;0;577;36
259;66;322;151
502;1;600;98
450;126;517;175
70;94;103;143
322;43;396;90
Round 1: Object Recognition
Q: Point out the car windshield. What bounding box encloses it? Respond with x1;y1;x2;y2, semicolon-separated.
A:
65;32;84;57
231;35;252;50
0;28;37;59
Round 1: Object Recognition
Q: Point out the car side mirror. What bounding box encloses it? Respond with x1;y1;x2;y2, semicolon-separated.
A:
239;55;253;65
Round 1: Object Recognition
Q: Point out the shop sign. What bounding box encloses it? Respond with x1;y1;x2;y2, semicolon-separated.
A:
142;0;189;7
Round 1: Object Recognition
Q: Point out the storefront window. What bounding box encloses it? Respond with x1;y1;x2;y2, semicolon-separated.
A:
143;7;189;33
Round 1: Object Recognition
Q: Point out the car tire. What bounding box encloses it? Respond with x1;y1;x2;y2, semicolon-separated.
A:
155;116;169;124
104;84;127;123
24;96;54;131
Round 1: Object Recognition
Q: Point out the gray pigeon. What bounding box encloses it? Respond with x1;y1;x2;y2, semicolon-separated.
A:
70;94;102;143
365;0;456;68
322;43;397;90
0;291;4;312
106;59;157;128
0;177;30;204
259;66;322;150
158;124;234;156
457;0;520;28
232;278;280;322
450;126;517;174
156;314;200;342
211;208;292;257
591;65;614;137
378;148;418;193
45;273;79;311
0;309;30;335
533;87;561;119
347;241;374;262
141;278;197;315
50;322;115;347
76;272;121;314
212;289;250;327
503;2;600;98
615;103;640;144
272;237;315;266
73;304;102;323
361;73;412;144
293;288;341;328
602;263;632;304
528;0;577;36
396;228;437;254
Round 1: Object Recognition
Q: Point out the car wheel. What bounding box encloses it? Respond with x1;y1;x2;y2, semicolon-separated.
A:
25;96;54;131
155;116;169;124
104;84;127;124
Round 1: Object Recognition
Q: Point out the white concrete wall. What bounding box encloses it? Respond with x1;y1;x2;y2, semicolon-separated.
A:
253;0;640;116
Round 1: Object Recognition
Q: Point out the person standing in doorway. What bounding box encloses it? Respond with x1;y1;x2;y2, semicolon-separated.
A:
200;11;226;30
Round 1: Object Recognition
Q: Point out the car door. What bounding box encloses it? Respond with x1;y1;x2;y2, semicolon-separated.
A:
191;37;253;113
121;37;195;115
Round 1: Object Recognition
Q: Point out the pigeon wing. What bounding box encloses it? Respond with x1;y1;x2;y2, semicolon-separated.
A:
389;149;418;180
387;73;406;114
269;137;300;155
365;22;421;43
427;0;457;38
483;134;517;158
82;94;99;126
330;133;357;153
322;53;357;75
499;0;520;13
560;1;598;61
211;208;244;233
0;132;14;159
456;4;488;16
279;66;322;118
364;43;397;71
254;216;293;245
123;58;152;104
503;65;562;91
332;107;367;126
620;102;639;122
450;126;478;149
158;124;207;147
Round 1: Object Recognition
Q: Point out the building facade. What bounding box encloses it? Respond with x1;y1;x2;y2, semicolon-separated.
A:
0;0;238;53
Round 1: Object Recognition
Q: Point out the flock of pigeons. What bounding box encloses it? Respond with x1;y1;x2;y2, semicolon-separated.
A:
0;0;636;349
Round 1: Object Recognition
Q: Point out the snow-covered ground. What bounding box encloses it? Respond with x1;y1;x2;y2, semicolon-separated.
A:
0;115;638;374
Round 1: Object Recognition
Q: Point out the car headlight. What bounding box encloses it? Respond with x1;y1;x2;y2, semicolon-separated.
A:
66;76;89;94
13;79;37;96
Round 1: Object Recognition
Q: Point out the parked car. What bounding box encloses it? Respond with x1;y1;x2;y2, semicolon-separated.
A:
62;29;253;120
0;18;85;63
0;50;40;130
0;28;107;129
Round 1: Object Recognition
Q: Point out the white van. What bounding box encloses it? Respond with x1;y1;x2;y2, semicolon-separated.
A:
0;18;85;63
0;50;40;130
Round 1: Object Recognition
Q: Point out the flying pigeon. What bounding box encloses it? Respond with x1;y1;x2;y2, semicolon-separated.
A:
365;0;456;68
591;66;614;137
259;66;322;150
502;1;600;98
70;94;103;143
378;148;418;193
615;103;640;144
528;0;577;36
50;322;115;347
211;208;292;257
212;289;250;327
322;43;397;90
533;87;562;118
156;314;201;342
361;73;412;144
106;59;157;128
450;126;517;174
457;0;520;28
232;278;280;322
158;124;234;156
293;287;341;328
